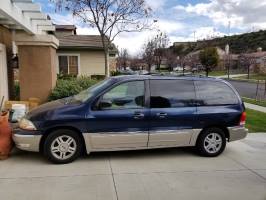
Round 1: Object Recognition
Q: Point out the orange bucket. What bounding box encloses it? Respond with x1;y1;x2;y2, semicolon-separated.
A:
0;112;13;160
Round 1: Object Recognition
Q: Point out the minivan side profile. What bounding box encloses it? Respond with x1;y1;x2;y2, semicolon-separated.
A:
13;75;248;164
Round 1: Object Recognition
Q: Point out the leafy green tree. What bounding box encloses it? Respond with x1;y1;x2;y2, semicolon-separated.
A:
199;47;219;76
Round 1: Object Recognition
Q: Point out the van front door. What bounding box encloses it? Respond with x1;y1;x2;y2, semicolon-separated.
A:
87;80;149;150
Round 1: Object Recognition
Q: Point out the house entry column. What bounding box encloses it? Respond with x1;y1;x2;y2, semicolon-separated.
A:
15;32;59;103
0;44;9;103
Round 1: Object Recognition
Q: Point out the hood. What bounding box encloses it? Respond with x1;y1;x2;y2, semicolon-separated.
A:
26;97;81;121
26;99;65;121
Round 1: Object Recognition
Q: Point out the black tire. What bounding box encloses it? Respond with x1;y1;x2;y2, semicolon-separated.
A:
196;127;226;157
43;129;83;164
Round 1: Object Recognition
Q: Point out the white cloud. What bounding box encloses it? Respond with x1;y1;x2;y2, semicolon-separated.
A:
155;20;184;34
169;26;227;44
49;13;77;25
146;0;167;10
49;12;186;56
177;0;266;30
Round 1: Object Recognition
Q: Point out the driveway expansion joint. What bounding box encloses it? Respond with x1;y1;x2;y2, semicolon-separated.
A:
225;155;266;182
109;154;119;200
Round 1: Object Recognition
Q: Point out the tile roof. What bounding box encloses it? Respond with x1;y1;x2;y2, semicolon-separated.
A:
55;25;76;30
57;35;104;49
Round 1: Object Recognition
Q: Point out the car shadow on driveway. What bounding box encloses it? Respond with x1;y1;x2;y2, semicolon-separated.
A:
8;146;197;164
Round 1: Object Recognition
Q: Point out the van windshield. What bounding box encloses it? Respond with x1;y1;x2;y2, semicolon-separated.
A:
72;79;112;103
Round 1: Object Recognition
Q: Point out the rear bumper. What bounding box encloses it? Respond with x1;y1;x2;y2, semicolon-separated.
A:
12;128;42;152
228;126;248;142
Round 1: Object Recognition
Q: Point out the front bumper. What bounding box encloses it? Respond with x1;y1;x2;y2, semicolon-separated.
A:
228;126;248;142
12;128;42;152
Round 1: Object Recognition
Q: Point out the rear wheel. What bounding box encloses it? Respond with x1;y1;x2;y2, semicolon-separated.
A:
196;128;226;157
44;129;83;164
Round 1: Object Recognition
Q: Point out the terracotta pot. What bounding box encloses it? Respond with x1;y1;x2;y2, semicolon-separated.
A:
0;112;13;160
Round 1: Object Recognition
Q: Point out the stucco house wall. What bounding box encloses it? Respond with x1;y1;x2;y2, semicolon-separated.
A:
0;25;13;100
56;50;105;76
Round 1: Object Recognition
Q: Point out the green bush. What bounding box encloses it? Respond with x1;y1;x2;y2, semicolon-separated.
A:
91;74;105;80
57;73;77;80
49;76;99;101
111;71;122;76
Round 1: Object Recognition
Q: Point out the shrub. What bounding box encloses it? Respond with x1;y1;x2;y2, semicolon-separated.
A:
111;71;122;76
57;73;77;80
91;74;105;80
49;76;99;101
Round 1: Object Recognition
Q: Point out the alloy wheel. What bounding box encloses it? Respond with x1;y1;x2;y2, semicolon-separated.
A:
50;135;77;160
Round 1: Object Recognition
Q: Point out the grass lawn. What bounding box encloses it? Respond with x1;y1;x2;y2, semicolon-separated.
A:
208;70;227;76
243;97;266;107
246;109;266;133
234;74;266;81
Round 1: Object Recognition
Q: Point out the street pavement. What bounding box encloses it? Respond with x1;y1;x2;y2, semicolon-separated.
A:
228;80;266;100
0;133;266;200
215;74;248;79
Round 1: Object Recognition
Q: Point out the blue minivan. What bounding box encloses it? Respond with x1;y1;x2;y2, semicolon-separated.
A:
13;75;248;164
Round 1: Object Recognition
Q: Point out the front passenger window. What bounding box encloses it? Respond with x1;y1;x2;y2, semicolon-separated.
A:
98;81;145;110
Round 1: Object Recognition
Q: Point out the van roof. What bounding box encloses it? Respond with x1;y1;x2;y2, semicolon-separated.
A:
110;75;223;82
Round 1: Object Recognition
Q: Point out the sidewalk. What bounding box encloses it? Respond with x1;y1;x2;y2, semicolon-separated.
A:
244;102;266;113
214;74;247;78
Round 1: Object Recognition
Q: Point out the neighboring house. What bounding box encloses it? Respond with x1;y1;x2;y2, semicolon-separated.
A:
0;0;58;103
55;25;117;76
241;49;266;74
185;47;239;70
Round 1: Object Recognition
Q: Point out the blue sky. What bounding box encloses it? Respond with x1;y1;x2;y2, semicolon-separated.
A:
34;0;266;55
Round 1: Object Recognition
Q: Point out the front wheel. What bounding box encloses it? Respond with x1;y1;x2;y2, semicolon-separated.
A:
196;128;226;157
43;129;83;164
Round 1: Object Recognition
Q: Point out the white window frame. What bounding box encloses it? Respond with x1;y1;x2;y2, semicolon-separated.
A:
57;53;80;75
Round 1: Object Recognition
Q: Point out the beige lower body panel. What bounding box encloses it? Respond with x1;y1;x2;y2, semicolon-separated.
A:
228;126;248;142
12;134;41;152
148;129;201;147
83;129;202;154
83;132;148;153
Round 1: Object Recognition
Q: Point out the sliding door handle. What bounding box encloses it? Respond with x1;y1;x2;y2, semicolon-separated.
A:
156;112;168;119
134;112;144;119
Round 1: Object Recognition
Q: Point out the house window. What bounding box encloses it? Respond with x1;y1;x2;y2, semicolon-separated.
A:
58;55;79;75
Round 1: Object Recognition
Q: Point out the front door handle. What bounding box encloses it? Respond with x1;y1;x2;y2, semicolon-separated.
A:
156;112;168;119
133;112;144;119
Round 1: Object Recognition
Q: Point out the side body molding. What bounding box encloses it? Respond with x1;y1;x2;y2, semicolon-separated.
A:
82;129;202;154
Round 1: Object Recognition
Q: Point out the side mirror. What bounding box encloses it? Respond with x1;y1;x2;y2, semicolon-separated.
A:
98;100;112;109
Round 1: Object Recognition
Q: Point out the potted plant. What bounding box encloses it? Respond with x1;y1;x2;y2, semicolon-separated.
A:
0;97;13;160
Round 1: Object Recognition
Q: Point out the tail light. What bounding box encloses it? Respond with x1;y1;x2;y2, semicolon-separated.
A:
239;112;246;126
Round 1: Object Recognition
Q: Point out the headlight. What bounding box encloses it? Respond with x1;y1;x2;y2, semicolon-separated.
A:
19;118;37;131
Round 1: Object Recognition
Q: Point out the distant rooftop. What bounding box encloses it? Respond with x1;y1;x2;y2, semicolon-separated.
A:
55;25;76;30
57;35;104;49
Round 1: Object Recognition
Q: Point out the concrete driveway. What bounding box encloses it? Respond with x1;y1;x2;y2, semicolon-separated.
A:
0;133;266;200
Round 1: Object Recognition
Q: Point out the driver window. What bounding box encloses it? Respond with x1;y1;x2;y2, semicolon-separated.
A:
99;81;145;110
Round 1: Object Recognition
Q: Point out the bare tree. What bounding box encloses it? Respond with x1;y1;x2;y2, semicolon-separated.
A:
164;49;177;71
117;48;129;70
154;32;169;71
142;39;156;72
239;54;256;79
54;0;153;77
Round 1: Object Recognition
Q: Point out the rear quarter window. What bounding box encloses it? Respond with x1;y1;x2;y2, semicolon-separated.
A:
195;80;239;106
150;79;196;108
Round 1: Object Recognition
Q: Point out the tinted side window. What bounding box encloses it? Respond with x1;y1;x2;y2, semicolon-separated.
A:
150;80;195;108
195;80;239;106
100;81;145;109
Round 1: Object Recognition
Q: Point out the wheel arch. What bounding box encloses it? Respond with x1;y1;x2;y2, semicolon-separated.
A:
39;126;87;154
197;125;230;143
